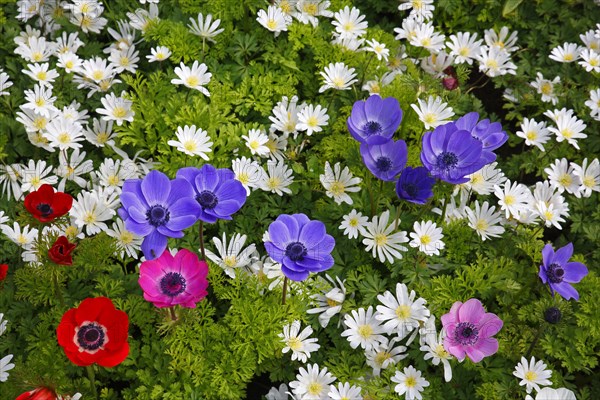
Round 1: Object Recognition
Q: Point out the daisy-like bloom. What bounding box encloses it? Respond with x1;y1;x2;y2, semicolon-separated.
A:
364;39;390;61
513;356;553;394
0;354;15;382
0;313;7;335
339;209;368;239
409;221;444;256
242;128;270;156
516;118;551;151
466;201;505;241
419;316;453;382
289;363;336;400
146;46;171;62
572;158;600;198
276;0;298;17
0;69;14;96
205;232;257;278
484;26;519;53
584;88;600;121
531;180;570;229
579;49;600;72
319;161;361;205
525;387;576;400
411;95;454;130
391;365;430;400
297;104;329;135
398;0;435;21
420;51;454;78
106;218;143;259
441;298;503;362
494;179;533;219
549;42;582;63
57;52;82;73
318;62;357;93
543;107;572;123
539;242;588;301
544;158;581;195
171;61;212;96
43;116;84;150
362;210;409;263
457;162;506;196
96;93;135;126
409;21;446;53
127;3;160;32
279;320;320;363
547;111;587;150
328;382;362;400
447;32;483;65
341;306;386;351
70;190;116;236
259;160;294;195
270;95;304;136
20;159;58;193
332;34;365;51
1;222;38;248
96;158;138;194
331;6;368;40
84;118;116;148
360;139;408;181
295;0;333;27
176;164;247;224
14;36;54;63
22;62;59;87
307;274;346;328
530;73;560;105
108;46;140;74
365;337;407;376
139;248;208;307
167;125;213;159
264;213;335;281
231;156;262;195
188;13;224;43
580;29;600;50
395;167;435;205
348;95;402;145
257;6;292;37
0;163;24;201
376;282;430;339
265;131;288;161
477;46;517;77
78;57;116;83
22;84;57;118
266;383;289;400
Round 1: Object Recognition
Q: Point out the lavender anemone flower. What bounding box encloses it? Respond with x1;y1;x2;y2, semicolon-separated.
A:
119;170;201;260
441;298;503;363
264;214;335;281
454;112;508;163
396;166;435;204
176;164;247;224
539;243;588;301
420;122;487;184
360;139;408;181
347;95;403;145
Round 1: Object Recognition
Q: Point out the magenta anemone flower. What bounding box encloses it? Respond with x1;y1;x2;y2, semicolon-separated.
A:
138;248;209;308
539;242;588;301
440;298;503;363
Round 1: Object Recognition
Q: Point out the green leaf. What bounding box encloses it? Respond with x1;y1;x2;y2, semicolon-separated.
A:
502;0;524;17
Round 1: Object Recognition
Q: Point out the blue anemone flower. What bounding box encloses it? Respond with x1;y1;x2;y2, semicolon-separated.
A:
539;243;588;301
420;122;487;184
395;166;435;204
119;170;201;260
360;139;408;181
347;95;403;145
264;214;335;281
176;164;247;224
454;112;508;163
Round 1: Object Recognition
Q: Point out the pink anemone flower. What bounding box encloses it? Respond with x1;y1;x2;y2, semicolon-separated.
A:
138;248;209;308
440;298;503;362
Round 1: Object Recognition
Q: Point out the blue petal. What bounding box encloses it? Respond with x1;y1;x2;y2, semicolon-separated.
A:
268;220;292;247
264;241;285;262
196;164;219;192
142;231;168;260
141;170;170;205
299;220;326;250
167;178;195;205
281;264;309;281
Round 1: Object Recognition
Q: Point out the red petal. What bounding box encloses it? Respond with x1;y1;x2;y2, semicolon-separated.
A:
96;342;130;367
74;297;115;325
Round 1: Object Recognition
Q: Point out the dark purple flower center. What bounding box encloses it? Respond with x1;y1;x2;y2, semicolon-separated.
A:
160;272;187;296
146;205;170;227
285;242;307;261
196;190;218;210
454;322;479;346
77;322;106;351
402;183;419;198
37;203;53;216
363;121;382;136
544;307;562;324
375;157;393;172
546;263;565;283
436;152;459;170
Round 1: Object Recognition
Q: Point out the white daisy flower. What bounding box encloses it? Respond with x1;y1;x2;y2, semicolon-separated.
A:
398;0;435;21
257;6;292;37
365;337;407;377
362;210;408;263
43;116;84;150
127;3;160;33
55;148;94;192
0;164;24;201
70;190;115;235
84;118;116;148
544;158;581;195
584;88;600;121
375;282;430;339
1;222;38;248
455;162;506;196
547;111;587;150
549;42;582;63
484;26;519;53
328;382;363;400
339;209;368;239
57;52;82;73
494;179;533;219
580;29;600;51
307;274;346;328
409;221;444;256
525;387;576;400
332;34;365;51
242;128;271;156
146;46;171;62
108;46;140;74
465;200;506;241
106;218;143;259
295;0;333;28
96;93;135;126
269;95;304;136
578;49;600;73
419;316;453;382
477;46;517;77
205;232;257;278
318;62;357;93
265;132;288;161
341;306;386;351
22;62;59;87
393;16;419;41
266;383;289;400
391;365;430;400
187;13;224;42
447;31;483;65
0;69;13;96
279;320;321;363
319;161;361;205
331;6;368;40
364;39;390;61
232;156;263;195
259;160;294;195
409;21;446;53
297;104;329;136
20;159;58;193
513;356;553;394
167;125;213;159
410;95;455;130
22;84;57;118
79;56;117;83
171;61;212;96
0;354;15;383
516;118;551;151
289;363;336;400
530;72;560;105
420;51;454;78
572;158;600;198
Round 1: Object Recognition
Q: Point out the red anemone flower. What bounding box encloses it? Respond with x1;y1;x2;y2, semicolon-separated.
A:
24;184;73;223
56;297;129;367
48;236;77;266
0;264;7;281
16;386;57;400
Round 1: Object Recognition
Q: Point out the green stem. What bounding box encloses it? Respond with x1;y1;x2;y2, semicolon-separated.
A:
281;277;289;305
439;194;449;225
169;306;178;321
199;221;206;261
525;325;545;359
86;365;98;400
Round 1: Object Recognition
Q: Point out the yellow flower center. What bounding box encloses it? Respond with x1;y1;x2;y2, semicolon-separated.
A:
564;53;574;61
540;82;553;95
583;176;595;188
561;128;573;139
306;116;319;128
92;70;104;80
35;98;46;107
343;22;354;32
17;234;29;245
486;59;499;69
120;56;130;66
33;116;47;130
558;174;572;187
524;371;538;382
223;256;237;268
267;177;281;189
65;60;74;69
303;3;318;15
96;132;109;144
107;175;120;186
329;181;345;196
120;231;134;244
30;176;40;188
183;140;197;152
65;226;79;240
332;77;346;88
459;47;469;57
405;376;417;388
395;305;411;320
526;131;537;141
238;172;249;184
36;71;47;80
307;382;322;396
326;298;341;307
57;132;70;144
112;107;127;118
504;195;515;205
475;219;489;231
423;113;436;125
357;324;373;339
420;38;432;47
434;344;449;358
420;234;431;245
249;140;260;150
32;52;43;62
374;351;391;366
374;233;387;246
186;76;199;87
287;337;302;351
84;212;96;224
266;19;278;30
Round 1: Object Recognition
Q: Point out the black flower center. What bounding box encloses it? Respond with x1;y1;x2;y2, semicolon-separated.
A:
544;307;562;324
196;190;218;210
547;263;564;283
285;242;307;262
402;183;419;198
146;205;170;227
454;322;479;346
37;203;53;217
77;323;106;351
364;121;382;136
436;152;459;170
375;157;393;172
160;272;187;297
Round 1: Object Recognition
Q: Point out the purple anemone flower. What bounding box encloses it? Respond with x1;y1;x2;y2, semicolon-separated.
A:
539;243;588;301
441;298;503;363
119;170;201;260
347;95;403;145
360;139;408;181
264;214;335;281
176;164;247;224
454;112;508;163
420;122;487;184
395;166;435;204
